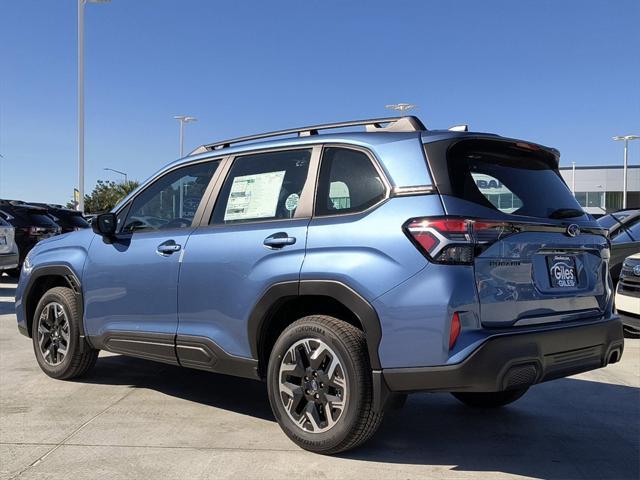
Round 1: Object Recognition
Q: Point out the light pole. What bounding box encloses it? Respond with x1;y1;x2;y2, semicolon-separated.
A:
385;103;417;113
78;0;110;213
173;115;197;217
571;161;576;194
173;115;197;157
103;167;127;183
613;135;639;209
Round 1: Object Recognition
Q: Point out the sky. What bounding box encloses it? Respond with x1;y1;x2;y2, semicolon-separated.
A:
1;0;639;205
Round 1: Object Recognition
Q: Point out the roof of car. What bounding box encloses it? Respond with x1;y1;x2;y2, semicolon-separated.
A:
113;116;560;211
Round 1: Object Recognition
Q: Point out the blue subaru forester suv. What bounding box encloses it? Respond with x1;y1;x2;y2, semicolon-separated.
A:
16;116;624;454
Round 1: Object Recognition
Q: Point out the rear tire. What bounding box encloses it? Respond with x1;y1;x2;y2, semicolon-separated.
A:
267;315;383;454
452;387;528;408
32;287;98;380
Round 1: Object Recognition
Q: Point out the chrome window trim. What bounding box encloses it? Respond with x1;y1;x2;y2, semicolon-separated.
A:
391;185;436;197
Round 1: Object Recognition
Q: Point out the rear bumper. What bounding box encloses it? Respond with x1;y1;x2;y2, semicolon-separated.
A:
0;252;19;270
381;318;624;394
618;311;640;332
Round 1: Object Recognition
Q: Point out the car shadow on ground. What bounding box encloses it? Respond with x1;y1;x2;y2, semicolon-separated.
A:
0;274;17;315
80;353;639;480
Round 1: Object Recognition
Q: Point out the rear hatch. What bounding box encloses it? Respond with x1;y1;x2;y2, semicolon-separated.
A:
11;205;61;240
424;137;610;327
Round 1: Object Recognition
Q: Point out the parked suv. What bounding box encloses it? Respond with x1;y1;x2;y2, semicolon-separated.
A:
30;203;90;234
0;200;61;277
597;209;640;283
15;117;623;454
615;253;640;337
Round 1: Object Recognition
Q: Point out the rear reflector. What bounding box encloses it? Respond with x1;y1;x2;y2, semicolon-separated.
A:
449;312;461;350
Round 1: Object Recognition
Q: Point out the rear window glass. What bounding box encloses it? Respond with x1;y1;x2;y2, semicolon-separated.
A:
66;214;90;228
27;213;58;227
446;140;584;220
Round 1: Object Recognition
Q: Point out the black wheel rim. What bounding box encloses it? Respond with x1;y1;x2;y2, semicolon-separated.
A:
36;302;70;366
278;338;347;433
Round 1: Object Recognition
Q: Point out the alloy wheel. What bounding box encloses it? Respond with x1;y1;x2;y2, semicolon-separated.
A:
278;338;348;433
36;302;70;366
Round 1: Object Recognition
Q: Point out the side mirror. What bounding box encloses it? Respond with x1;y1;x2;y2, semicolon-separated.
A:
92;213;117;236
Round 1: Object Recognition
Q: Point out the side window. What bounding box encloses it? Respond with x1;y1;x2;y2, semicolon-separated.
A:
315;147;386;216
122;160;218;233
211;149;312;224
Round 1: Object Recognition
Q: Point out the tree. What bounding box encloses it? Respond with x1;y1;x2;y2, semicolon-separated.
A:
70;180;140;213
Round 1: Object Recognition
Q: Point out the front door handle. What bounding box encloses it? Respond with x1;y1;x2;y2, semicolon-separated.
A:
263;232;296;249
156;240;181;256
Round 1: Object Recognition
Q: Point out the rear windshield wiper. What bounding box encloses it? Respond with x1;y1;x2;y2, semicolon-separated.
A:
549;208;585;219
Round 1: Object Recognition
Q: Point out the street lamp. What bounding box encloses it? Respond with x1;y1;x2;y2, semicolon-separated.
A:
385;103;417;113
173;115;197;218
103;167;127;183
613;135;640;209
78;0;111;213
173;115;197;157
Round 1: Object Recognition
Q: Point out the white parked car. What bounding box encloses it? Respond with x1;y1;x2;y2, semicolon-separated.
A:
0;217;19;272
615;253;640;337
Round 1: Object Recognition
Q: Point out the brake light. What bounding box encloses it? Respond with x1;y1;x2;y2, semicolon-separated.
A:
449;312;461;349
404;217;514;264
22;226;49;236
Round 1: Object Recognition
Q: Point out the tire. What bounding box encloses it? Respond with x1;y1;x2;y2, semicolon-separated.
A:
32;286;98;380
267;315;383;454
451;387;529;408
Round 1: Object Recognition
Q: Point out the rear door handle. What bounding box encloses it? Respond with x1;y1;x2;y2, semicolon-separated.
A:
263;232;296;249
156;240;181;256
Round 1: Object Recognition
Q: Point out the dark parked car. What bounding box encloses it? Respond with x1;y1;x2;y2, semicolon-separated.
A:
30;203;90;233
0;200;61;277
597;209;640;282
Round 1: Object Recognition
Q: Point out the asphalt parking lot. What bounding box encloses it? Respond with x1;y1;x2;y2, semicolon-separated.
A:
0;276;638;480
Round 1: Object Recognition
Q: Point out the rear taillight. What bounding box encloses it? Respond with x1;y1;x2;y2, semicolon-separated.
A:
22;226;51;236
404;217;514;264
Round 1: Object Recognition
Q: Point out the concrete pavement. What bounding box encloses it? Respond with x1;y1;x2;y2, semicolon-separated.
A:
1;276;638;479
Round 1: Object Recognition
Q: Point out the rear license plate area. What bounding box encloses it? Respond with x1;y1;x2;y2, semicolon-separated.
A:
546;254;578;288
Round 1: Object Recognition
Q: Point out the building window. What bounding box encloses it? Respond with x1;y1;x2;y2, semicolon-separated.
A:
574;191;604;209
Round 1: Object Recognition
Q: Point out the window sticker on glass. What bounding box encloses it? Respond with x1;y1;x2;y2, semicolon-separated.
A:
224;171;286;221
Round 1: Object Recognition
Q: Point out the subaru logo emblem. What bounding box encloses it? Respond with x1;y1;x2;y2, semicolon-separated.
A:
566;224;580;237
633;265;640;276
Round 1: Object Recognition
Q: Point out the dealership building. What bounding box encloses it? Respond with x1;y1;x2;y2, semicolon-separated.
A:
558;165;640;215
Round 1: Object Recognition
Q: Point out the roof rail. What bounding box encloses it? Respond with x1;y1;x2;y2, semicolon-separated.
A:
190;116;426;155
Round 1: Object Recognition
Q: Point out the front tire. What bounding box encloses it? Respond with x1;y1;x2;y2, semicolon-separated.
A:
452;387;528;408
32;287;98;380
267;315;383;454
